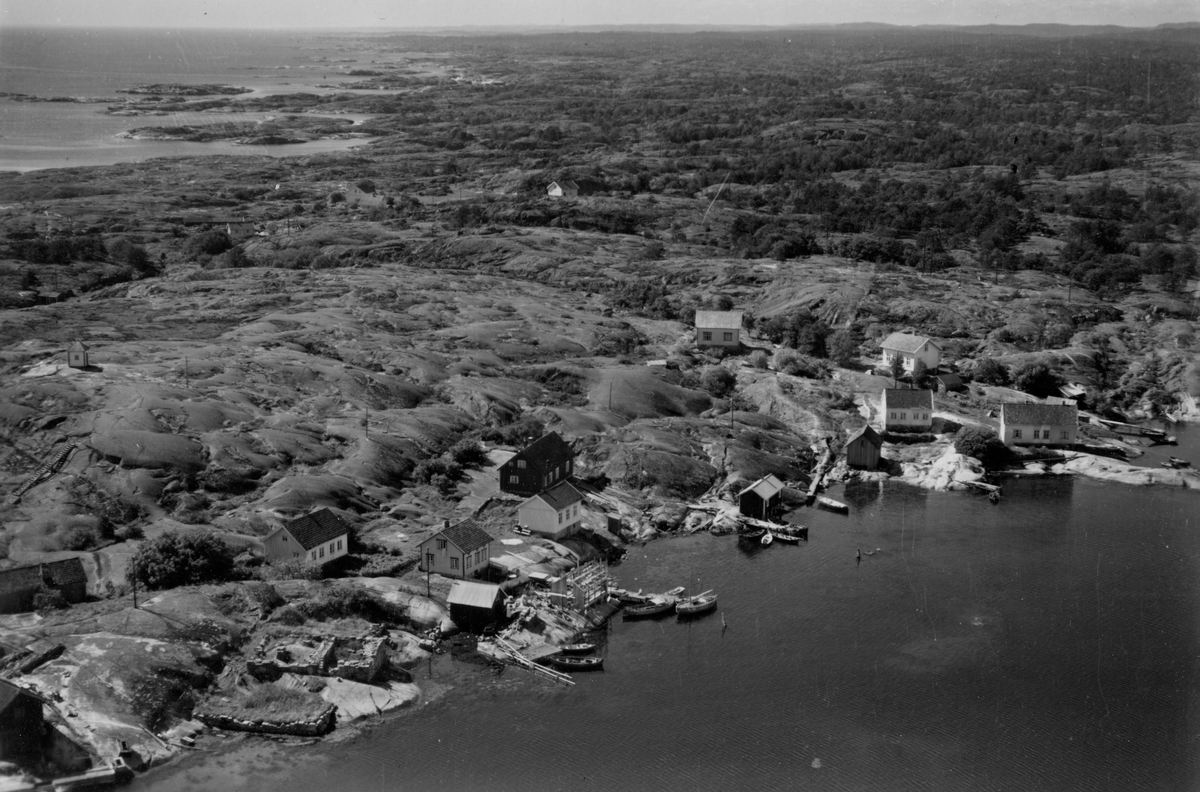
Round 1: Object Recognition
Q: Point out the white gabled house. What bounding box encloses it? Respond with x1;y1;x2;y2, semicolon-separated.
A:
418;518;493;580
547;180;579;198
881;388;934;431
263;508;350;566
999;403;1078;447
517;481;585;539
694;310;743;348
880;332;941;374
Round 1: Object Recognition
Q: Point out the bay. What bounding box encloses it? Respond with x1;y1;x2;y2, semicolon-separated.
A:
138;424;1200;792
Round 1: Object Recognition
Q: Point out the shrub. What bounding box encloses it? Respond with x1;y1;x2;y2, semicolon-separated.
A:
261;559;323;581
828;329;861;366
480;417;546;446
1012;360;1063;398
294;584;405;623
699;366;737;398
747;350;770;369
244;582;285;613
184;229;233;257
59;522;104;551
33;588;69;612
953;426;1009;468
129;531;236;590
973;358;1010;386
773;348;829;378
129;669;197;732
412;457;463;485
449;439;490;468
269;604;306;625
593;326;648;357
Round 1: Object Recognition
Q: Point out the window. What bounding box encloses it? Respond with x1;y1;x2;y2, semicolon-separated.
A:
1061;431;1070;439
558;512;563;524
723;332;733;342
1013;429;1022;439
319;547;325;558
702;331;712;341
567;459;573;472
450;556;459;570
337;539;343;551
294;552;300;558
899;413;906;420
509;475;518;484
1033;430;1041;440
517;460;526;469
890;412;896;419
282;534;287;542
437;539;447;550
425;552;434;568
311;550;317;560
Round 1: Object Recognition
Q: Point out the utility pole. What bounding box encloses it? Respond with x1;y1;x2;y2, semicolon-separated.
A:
184;356;189;390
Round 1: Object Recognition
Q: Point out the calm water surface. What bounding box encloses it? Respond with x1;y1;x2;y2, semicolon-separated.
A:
140;425;1200;792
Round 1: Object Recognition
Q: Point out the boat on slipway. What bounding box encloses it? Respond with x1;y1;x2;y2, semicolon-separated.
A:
815;495;849;513
623;599;676;619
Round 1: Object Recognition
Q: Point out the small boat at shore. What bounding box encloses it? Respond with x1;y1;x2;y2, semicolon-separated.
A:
623;599;676;619
738;527;767;540
610;588;649;604
761;532;774;546
546;655;604;671
1162;457;1191;469
772;531;802;543
676;593;718;617
559;643;597;655
816;495;849;513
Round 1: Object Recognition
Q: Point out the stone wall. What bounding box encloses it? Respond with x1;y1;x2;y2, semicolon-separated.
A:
194;704;336;736
328;637;387;683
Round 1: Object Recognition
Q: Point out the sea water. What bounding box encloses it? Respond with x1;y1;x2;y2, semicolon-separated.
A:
0;28;386;171
138;424;1199;792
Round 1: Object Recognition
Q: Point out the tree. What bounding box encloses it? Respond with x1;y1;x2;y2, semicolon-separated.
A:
889;355;905;385
954;426;1009;469
828;329;860;366
1012;360;1063;398
19;269;39;290
912;359;930;389
973;358;1010;386
129;531;235;590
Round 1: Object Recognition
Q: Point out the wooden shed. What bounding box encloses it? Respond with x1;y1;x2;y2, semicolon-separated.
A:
0;679;47;766
844;425;883;469
738;474;785;521
446;581;505;634
67;340;89;369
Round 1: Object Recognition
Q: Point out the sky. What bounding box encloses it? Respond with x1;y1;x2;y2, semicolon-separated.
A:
1;0;1194;29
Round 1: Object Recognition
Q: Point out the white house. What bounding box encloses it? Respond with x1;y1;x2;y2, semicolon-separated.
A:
880;332;941;374
67;340;89;369
881;388;934;431
694;310;743;348
263;508;350;566
517;481;585;540
418;518;493;580
337;183;387;208
547;180;579;198
999;403;1078;447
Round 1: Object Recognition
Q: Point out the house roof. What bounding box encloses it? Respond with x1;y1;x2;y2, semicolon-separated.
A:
883;388;934;409
694;310;743;330
69;340;88;351
549;180;579;191
282;508;350;551
439;518;493;554
881;332;941;353
508;432;573;467
739;474;785;501
447;580;503;609
0;679;48;714
1001;402;1079;426
846;425;883;448
528;480;584;511
933;373;962;387
0;558;87;596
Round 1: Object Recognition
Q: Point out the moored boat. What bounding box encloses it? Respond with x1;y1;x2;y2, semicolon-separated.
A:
559;642;597;655
773;531;802;543
623;599;676;619
738;527;766;540
546;655;604;671
676;593;718;617
816;495;849;513
761;532;774;546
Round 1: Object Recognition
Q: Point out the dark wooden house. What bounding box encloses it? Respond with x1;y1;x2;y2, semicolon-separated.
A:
498;432;575;497
738;474;785;521
844;425;883;469
0;558;88;614
0;679;47;766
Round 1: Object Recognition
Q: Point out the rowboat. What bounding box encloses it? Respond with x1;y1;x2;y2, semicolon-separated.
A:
775;525;808;540
546;655;604;671
738;527;766;540
773;531;802;543
676;593;718;617
662;586;686;597
761;532;774;546
559;643;597;655
1162;457;1190;469
623;599;676;619
816;495;849;513
610;588;649;604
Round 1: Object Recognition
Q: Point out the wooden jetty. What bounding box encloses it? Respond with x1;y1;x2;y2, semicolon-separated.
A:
492;637;575;685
